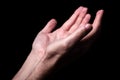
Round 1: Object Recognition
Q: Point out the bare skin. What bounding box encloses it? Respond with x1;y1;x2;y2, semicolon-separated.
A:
12;6;104;80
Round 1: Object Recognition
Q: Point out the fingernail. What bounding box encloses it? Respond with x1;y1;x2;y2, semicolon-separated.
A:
85;24;92;30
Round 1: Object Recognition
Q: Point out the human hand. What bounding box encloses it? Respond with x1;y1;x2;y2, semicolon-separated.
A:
32;6;92;59
12;6;104;80
32;6;104;66
65;7;104;60
55;7;104;67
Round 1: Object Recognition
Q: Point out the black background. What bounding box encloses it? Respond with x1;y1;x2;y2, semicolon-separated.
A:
1;0;119;80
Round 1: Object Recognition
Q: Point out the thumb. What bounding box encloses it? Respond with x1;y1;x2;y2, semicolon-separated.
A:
41;19;57;33
65;24;92;47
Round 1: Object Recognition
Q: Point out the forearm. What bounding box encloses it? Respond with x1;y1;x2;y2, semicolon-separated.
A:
12;50;51;80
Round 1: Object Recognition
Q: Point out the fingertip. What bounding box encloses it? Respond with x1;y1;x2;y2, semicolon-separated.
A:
77;6;84;10
74;6;84;14
85;24;92;31
50;18;57;24
41;18;57;33
97;9;104;15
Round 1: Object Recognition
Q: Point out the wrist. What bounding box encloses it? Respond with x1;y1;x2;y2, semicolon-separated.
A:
12;49;47;80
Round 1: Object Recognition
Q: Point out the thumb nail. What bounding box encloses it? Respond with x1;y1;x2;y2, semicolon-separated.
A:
85;24;92;30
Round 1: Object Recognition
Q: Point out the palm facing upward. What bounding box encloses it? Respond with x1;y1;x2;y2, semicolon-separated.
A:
12;6;104;80
32;6;103;60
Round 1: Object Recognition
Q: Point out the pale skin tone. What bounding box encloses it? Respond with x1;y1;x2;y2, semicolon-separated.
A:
12;6;104;80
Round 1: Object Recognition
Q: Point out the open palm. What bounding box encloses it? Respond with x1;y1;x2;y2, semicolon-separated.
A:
32;6;104;61
12;6;104;80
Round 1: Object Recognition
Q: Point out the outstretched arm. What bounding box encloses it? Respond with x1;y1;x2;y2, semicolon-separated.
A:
12;6;104;80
